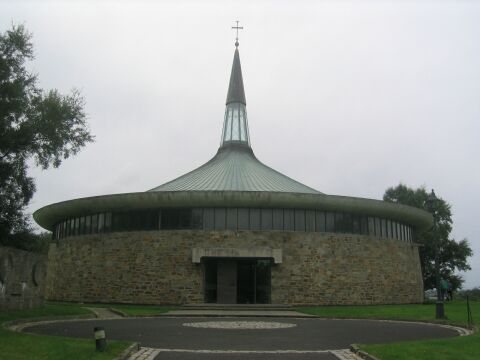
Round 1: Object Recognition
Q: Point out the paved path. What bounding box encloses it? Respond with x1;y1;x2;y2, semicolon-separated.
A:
84;307;123;319
24;316;458;348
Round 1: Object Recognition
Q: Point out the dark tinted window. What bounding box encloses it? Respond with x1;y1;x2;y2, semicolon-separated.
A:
91;214;98;234
352;215;361;234
74;217;80;235
214;208;226;230
261;209;272;230
85;216;91;234
360;216;368;235
316;211;326;232
335;213;352;233
204;208;214;230
284;209;294;231
112;212;123;231
294;209;306;231
92;214;98;234
368;217;375;236
249;208;261;230
374;217;381;237
306;210;315;232
130;211;140;230
179;209;191;229
381;218;386;238
161;210;178;229
238;208;249;230
326;212;335;232
273;209;283;230
192;208;203;229
79;217;85;234
105;213;112;232
227;208;237;230
141;210;158;230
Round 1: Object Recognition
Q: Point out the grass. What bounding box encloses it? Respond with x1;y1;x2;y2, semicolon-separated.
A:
297;301;479;360
296;300;478;327
361;332;480;360
0;303;132;360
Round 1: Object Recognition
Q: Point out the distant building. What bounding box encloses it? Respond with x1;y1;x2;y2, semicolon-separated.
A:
34;41;431;305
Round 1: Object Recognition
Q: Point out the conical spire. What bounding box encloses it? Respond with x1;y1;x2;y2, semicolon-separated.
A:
220;45;251;148
226;47;246;105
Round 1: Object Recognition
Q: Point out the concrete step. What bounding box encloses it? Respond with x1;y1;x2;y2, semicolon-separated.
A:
180;303;292;311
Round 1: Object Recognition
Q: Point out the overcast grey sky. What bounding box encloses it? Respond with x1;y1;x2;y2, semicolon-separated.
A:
2;0;479;288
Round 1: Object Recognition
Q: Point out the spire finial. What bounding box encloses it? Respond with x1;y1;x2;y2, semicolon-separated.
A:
232;20;243;47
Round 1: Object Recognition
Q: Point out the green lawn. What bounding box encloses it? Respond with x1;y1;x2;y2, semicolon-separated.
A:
296;301;478;327
362;331;480;360
0;304;132;360
297;301;479;360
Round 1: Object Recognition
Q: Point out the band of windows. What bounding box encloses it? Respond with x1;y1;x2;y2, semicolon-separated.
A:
52;208;414;243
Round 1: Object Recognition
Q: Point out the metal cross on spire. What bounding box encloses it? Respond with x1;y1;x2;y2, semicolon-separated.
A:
232;20;243;47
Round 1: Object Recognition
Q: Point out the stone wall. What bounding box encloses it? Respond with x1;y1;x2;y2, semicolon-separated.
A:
0;246;47;310
46;230;423;305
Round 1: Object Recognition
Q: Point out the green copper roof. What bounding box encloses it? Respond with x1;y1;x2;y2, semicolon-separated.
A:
149;145;320;194
150;44;319;194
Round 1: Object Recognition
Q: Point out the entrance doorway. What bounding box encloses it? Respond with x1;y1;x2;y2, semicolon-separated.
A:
203;258;271;304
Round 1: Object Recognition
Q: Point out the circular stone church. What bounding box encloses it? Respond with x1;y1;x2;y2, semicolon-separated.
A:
34;41;431;306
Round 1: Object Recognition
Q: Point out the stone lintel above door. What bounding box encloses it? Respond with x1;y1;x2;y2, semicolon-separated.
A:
192;248;282;264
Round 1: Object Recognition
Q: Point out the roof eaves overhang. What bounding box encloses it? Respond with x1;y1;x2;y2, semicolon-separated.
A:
33;191;433;232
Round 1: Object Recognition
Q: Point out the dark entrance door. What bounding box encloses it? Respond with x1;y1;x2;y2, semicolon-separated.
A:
217;260;237;304
204;259;271;304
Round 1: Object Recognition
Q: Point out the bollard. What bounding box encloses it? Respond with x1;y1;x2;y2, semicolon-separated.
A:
94;326;107;351
435;300;445;319
467;295;474;328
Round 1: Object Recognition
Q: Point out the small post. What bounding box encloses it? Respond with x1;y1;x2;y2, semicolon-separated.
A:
467;295;474;328
94;326;107;351
436;300;445;319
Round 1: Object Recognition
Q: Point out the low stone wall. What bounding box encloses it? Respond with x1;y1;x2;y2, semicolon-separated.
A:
45;230;423;305
0;246;47;310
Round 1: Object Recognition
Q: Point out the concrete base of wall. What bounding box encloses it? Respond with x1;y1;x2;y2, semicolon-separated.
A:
46;230;424;305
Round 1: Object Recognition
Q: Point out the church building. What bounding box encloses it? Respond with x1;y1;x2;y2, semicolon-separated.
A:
34;37;431;305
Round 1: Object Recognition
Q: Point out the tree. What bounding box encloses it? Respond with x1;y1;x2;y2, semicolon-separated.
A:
0;25;93;250
383;184;472;291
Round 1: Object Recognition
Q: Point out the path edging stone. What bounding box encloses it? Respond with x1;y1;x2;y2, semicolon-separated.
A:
116;342;140;360
350;344;380;360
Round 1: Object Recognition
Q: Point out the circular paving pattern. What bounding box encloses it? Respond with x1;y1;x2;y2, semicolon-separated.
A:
182;321;297;330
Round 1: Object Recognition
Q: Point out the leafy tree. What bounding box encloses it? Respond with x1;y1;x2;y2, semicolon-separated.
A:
383;184;472;291
456;287;480;301
0;25;93;250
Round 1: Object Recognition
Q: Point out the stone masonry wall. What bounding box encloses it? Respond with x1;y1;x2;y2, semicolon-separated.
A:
0;246;47;310
46;231;423;305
